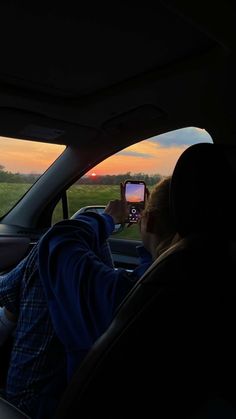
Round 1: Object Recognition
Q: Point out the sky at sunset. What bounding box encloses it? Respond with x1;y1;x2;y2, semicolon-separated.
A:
89;127;212;176
0;127;212;176
0;136;65;174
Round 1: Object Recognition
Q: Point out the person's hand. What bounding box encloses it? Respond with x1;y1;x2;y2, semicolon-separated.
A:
104;199;129;224
104;184;129;224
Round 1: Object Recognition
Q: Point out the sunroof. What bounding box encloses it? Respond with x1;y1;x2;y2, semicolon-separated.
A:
0;3;215;97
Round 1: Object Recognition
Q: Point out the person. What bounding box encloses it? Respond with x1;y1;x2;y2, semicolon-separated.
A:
0;202;127;417
0;245;67;418
38;176;179;381
0;176;177;417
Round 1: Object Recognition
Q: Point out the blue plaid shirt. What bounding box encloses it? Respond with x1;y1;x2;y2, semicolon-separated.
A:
0;245;67;417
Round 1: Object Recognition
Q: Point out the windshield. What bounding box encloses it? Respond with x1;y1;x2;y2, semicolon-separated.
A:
0;136;65;217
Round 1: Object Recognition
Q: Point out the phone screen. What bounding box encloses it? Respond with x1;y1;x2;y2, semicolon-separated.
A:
124;181;146;223
125;182;145;203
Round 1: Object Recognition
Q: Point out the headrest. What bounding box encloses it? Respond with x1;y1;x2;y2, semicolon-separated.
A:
170;142;236;238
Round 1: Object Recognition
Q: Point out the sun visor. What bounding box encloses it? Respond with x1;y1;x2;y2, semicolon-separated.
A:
102;105;166;139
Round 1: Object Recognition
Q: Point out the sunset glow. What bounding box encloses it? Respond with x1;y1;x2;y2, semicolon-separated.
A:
89;143;186;176
88;127;212;175
0;127;212;176
0;136;65;174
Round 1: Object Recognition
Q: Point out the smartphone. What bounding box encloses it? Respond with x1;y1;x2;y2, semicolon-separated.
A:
124;180;146;223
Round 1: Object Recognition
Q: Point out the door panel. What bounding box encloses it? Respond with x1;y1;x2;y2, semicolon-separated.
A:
109;238;141;270
0;237;30;272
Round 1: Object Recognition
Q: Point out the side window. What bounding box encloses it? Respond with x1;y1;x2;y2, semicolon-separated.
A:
53;127;212;239
0;136;65;218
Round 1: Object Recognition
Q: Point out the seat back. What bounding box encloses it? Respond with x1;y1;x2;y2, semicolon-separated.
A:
55;143;236;418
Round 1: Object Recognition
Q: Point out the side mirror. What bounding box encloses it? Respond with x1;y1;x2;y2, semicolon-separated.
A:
71;206;124;234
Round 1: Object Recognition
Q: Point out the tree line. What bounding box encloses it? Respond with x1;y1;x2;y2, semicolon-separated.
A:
0;165;40;184
0;166;162;185
77;172;162;185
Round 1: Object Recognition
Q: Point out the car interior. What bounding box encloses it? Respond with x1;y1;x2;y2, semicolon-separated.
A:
0;1;236;417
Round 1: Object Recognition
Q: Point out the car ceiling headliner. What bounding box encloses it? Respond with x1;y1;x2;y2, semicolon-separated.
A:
0;1;235;149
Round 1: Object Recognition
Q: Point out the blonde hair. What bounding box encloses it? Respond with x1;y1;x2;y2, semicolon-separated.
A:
143;176;177;255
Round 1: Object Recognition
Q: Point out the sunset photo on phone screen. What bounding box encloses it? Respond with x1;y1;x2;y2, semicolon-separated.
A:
126;184;145;202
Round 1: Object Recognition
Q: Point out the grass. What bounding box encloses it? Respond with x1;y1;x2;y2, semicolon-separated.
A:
0;183;143;240
0;183;30;216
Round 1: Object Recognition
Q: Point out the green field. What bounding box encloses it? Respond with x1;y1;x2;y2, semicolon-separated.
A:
0;183;30;216
0;183;144;240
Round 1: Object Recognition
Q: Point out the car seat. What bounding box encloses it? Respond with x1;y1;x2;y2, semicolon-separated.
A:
55;142;236;418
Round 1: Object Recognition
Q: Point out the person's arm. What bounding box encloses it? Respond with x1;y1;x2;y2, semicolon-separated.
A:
38;210;133;356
